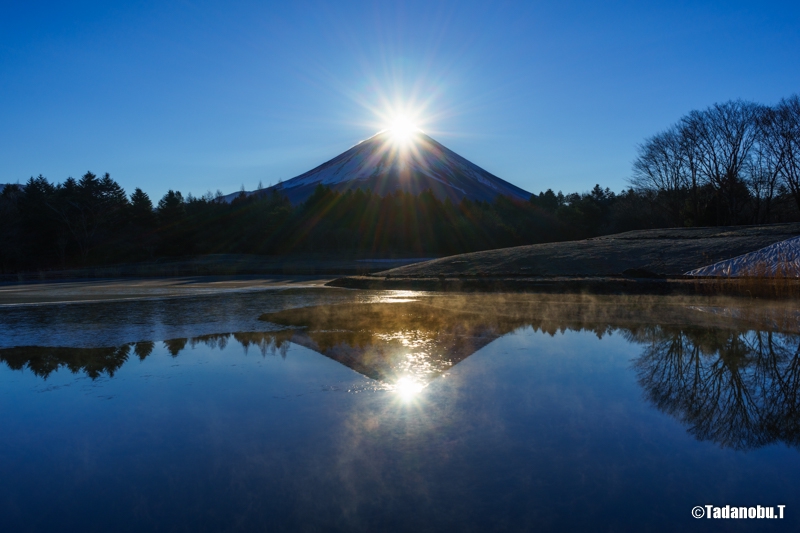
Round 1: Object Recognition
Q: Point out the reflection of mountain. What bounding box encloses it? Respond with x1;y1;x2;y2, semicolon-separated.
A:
3;296;800;451
259;302;528;383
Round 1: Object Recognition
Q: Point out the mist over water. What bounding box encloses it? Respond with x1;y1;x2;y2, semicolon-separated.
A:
1;290;798;531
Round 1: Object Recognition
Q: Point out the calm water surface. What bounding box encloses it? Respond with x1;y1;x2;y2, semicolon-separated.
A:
1;289;799;532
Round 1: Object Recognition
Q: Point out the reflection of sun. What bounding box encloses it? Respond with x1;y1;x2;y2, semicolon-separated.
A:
394;375;424;400
388;115;418;145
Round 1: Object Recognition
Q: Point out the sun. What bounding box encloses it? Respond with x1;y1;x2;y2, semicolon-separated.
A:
388;115;419;144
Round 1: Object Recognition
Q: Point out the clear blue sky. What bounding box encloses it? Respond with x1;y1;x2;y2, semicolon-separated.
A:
2;0;799;201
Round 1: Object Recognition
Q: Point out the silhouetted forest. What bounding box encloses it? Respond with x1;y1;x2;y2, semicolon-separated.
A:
0;173;661;273
1;96;798;274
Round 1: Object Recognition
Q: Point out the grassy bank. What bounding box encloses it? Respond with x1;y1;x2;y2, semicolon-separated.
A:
327;223;800;298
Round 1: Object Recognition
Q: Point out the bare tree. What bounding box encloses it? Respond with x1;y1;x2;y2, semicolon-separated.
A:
677;116;705;224
748;105;783;223
681;100;762;224
771;95;800;212
631;126;689;225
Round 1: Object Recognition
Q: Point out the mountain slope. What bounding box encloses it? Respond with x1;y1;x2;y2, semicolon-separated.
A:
228;131;531;204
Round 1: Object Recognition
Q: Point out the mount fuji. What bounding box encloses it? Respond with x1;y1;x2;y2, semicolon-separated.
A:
226;131;532;204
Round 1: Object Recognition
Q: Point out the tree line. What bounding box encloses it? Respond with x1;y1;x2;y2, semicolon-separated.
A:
1;96;798;273
630;96;800;226
0;174;614;272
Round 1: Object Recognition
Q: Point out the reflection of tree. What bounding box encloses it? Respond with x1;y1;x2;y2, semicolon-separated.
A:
754;332;800;448
0;332;294;380
631;326;800;450
134;341;154;360
0;345;131;379
232;331;292;358
163;338;188;357
193;332;292;358
2;297;799;451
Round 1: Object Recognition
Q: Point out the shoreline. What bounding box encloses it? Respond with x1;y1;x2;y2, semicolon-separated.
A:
0;275;337;306
326;275;800;299
3;273;797;306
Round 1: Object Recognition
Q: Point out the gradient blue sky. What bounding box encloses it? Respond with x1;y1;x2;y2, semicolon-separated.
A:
2;0;799;201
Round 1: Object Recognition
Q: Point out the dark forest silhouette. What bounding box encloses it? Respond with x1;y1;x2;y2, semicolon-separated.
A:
2;96;799;274
0;173;642;273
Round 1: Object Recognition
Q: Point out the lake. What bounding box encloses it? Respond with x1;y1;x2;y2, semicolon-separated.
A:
1;288;798;532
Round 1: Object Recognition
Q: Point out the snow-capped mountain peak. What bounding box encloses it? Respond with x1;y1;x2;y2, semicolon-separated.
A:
226;130;531;204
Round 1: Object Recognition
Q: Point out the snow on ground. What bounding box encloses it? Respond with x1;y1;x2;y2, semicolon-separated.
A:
685;236;800;277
